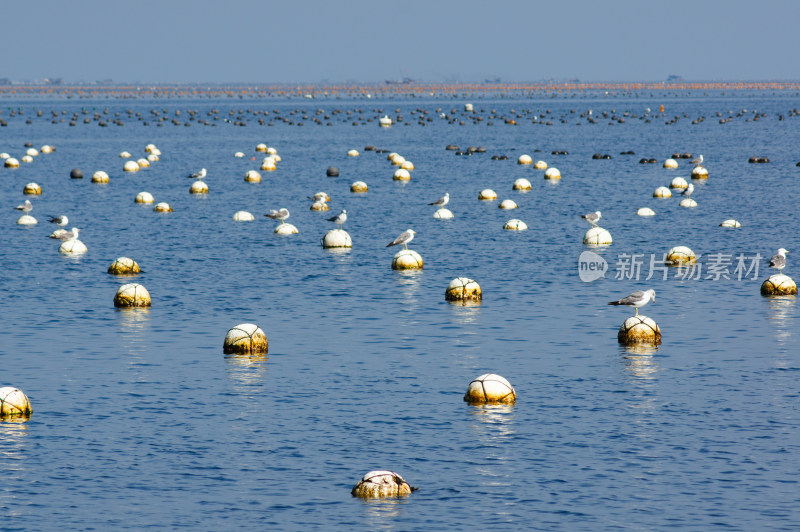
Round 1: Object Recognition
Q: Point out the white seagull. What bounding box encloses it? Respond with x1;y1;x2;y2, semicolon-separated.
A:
188;168;207;179
14;200;33;214
52;227;80;241
265;208;290;224
327;209;347;227
581;211;602;227
769;248;789;274
387;229;416;250
49;215;69;226
690;154;704;167
309;192;329;203
428;192;450;208
608;289;656;316
680;183;695;197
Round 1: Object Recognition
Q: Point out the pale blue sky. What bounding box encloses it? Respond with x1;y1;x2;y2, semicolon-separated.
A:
3;0;798;83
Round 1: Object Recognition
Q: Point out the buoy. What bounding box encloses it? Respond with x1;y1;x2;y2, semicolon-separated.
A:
137;158;150;168
25;148;39;157
310;201;330;211
119;151;132;158
392;249;423;270
21;155;33;163
70;168;83;179
445;277;481;301
144;143;158;153
400;160;414;171
618;316;662;345
4;157;19;168
433;208;454;219
0;153;9;159
108;257;141;275
40;145;53;154
255;143;268;152
233;211;255;221
244;170;261;183
669;177;688;189
322;229;352;248
478;189;497;200
190;180;209;194
23;182;42;195
0;387;32;420
464;103;474;112
498;199;518;210
350;181;368;193
503;219;528;230
347;149;359;157
533;160;548;169
135;191;155;204
267;147;278;156
464;374;516;404
513;178;532;190
327;166;339;177
679;198;697;208
16;215;37;225
583;227;612;246
275;223;298;235
351;471;414;498
223;323;268;354
153;202;173;212
114;283;151;307
760;274;797;295
544;167;561;180
636;207;656;217
393;168;411;181
261;157;277;171
665;246;696;266
653;186;672;198
234;151;245;158
663;158;679;169
378;115;393;127
719;219;741;228
517;154;533;165
59;239;88;255
147;154;159;162
390;154;406;166
123;160;139;172
92;171;110;183
691;166;708;180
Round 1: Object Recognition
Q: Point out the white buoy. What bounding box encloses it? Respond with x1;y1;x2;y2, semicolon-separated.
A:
679;198;697;208
261;157;277;171
59;239;88;255
499;199;518;209
144;143;158;153
392;249;423;270
92;171;110;183
244;170;261;183
135;191;155;204
234;151;245;158
347;149;359;157
233;211;255;221
4;157;19;168
190;181;209;194
40;145;53;154
16;215;37;225
310;201;330;211
583;227;612;246
653;186;672;198
445;277;482;301
123;160;139;172
114;283;151;307
350;181;368;193
636;207;656;217
719;219;742;228
322;229;352;248
691;166;709;180
153;202;173;212
26;147;39;157
378;115;393;127
223;323;268;354
478;189;497;200
23;182;42;195
393;168;411;181
669;177;688;189
544;167;561;180
137;158;150;168
108;257;141;275
267;147;278;156
0;153;10;159
433;208;454;219
390;154;406;166
533;160;548;169
517;154;533;165
618;316;662;345
275;223;298;235
21;155;33;163
663;158;679;169
119;151;132;158
464;374;516;404
665;246;696;266
351;471;414;498
0;387;32;420
503;219;528;230
513;178;532;191
400;160;414;171
255;143;268;152
761;274;798;296
147;154;159;162
464;103;474;112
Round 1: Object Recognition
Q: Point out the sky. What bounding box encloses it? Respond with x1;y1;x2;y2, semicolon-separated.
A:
3;0;799;84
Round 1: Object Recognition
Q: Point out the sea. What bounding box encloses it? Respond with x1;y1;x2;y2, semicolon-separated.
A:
1;86;798;530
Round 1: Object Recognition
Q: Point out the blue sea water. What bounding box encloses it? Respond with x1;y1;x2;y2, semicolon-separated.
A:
1;90;799;530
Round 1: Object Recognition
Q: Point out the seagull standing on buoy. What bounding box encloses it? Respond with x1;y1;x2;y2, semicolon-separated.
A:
14;200;33;214
680;183;695;197
608;289;656;316
327;209;347;227
52;227;80;241
188;168;207;179
387;229;416;250
265;208;290;224
428;193;449;208
769;248;789;274
690;154;704;167
581;211;602;227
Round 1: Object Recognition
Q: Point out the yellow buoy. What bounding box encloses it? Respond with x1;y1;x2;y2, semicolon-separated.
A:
114;283;151;307
618;315;662;345
223;323;268;354
464;374;516;404
351;471;414;498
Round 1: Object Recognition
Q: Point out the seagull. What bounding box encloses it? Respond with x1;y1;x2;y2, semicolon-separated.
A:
608;289;656;316
690;154;704;167
680;183;695;197
387;229;416;250
428;192;449;208
264;208;290;224
581;211;602;227
49;215;69;226
14;200;33;213
308;192;329;203
188;168;207;179
327;209;347;227
769;248;789;274
52;227;80;241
